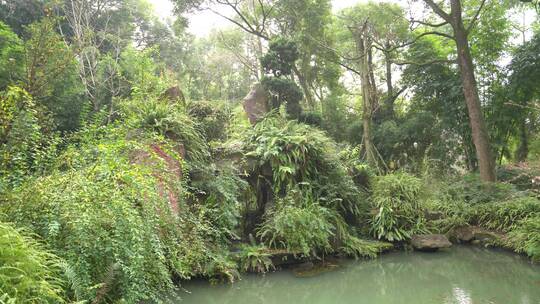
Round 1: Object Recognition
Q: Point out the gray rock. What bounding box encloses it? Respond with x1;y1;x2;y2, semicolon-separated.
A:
243;83;269;125
411;234;452;251
451;226;503;245
453;226;474;242
472;230;501;244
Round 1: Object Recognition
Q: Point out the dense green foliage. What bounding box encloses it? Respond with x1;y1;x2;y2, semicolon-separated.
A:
370;172;427;242
0;0;539;302
0;22;23;90
426;173;540;260
0;222;65;303
243;116;387;258
261;38;304;118
235;244;274;274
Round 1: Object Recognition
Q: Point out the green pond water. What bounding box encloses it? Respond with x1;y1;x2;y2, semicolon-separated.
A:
179;246;540;304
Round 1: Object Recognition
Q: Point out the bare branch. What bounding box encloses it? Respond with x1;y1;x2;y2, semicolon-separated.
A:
421;30;455;40
422;0;452;23
213;0;270;40
338;61;362;77
218;31;260;75
375;30;455;54
394;58;457;66
466;0;487;34
410;19;449;28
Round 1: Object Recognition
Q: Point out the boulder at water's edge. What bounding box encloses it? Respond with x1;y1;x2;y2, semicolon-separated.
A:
411;234;452;252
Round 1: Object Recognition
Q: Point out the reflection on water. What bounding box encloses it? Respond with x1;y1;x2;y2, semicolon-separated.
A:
179;246;540;304
450;287;471;304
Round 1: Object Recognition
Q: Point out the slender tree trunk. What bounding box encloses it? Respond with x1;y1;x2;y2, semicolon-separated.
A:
384;52;393;97
293;65;314;110
383;50;394;118
422;0;496;182
515;120;528;162
354;24;377;167
453;17;496;181
368;47;377;95
256;36;264;79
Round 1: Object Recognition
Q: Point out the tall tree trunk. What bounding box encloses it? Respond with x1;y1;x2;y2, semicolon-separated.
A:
354;24;377;167
293;65;315;110
422;0;496;182
515;120;528;162
256;36;264;80
452;10;496;182
383;50;394;118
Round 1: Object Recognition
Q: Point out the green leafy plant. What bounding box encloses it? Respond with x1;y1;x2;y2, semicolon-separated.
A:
257;197;335;257
370;172;428;241
187;100;232;142
260;37;303;118
236;244;274;273
442;174;519;205
0;86;59;189
475;197;540;232
0;221;65;303
0;22;23;90
122;97;210;162
244;115;364;215
1;123;239;302
508;215;540;261
338;234;393;259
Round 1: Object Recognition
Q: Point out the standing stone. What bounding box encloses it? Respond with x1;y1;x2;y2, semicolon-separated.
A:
243;83;269;125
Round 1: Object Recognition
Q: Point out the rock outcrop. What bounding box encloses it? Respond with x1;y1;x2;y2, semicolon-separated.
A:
411;234;452;251
243;83;269;125
452;226;504;245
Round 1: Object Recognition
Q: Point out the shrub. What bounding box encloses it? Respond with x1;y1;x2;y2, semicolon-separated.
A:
192;164;248;242
0;22;24;89
0;221;65;303
122;97;210;162
260;37;303;118
475;196;540;232
338;145;374;189
187;100;232;142
369;172;428;241
298;111;322;127
443;174;519;205
244;115;364;214
257;197;335;257
2;140;177;302
1;129;238;302
427;199;474;233
497;165;540;192
508;215;540;261
0;86;59;189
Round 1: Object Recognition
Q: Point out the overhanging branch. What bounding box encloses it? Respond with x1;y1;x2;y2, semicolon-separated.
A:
466;0;487;34
422;0;452;23
394;59;457;66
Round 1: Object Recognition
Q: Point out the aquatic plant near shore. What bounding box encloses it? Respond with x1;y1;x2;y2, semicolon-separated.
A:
236;244;274;273
508;215;540;261
258;199;335;257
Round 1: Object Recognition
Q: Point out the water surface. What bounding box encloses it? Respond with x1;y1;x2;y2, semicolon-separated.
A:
180;246;540;304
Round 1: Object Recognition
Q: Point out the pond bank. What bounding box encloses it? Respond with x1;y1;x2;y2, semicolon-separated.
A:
178;245;540;304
